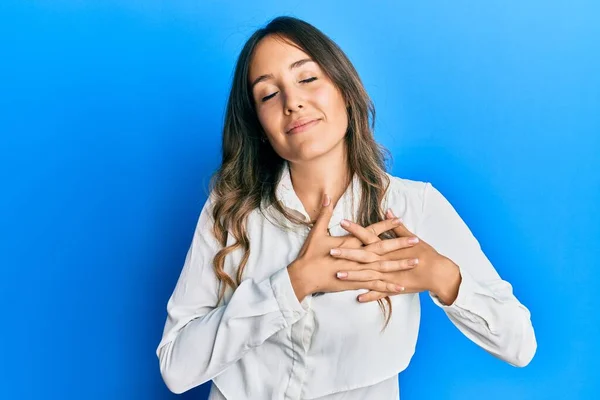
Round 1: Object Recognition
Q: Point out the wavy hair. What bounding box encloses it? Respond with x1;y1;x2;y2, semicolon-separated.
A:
208;16;397;329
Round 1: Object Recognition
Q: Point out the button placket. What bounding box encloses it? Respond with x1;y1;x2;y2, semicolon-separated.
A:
285;299;314;400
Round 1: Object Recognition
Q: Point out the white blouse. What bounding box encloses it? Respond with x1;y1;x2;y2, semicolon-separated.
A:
156;162;537;399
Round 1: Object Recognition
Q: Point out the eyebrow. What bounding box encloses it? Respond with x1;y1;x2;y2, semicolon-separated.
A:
250;58;315;91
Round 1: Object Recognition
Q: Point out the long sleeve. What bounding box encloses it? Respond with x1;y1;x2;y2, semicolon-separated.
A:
155;194;308;394
417;182;537;367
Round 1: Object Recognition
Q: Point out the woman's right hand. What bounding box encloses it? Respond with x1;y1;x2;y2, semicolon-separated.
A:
287;193;418;302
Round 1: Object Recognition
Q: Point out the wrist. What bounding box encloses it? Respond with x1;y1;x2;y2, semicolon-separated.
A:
432;257;462;305
287;261;311;302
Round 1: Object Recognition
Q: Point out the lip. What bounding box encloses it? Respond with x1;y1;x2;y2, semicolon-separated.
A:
287;118;321;135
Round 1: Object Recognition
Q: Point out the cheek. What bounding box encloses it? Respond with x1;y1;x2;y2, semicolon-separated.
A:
257;107;279;134
313;86;333;108
314;85;346;116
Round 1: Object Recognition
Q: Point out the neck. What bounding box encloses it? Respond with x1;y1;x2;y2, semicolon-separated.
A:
287;146;351;220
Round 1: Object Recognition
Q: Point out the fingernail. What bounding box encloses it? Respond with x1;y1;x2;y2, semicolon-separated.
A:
322;194;330;207
392;218;402;225
336;271;347;279
408;237;419;244
340;219;350;227
330;248;341;256
396;285;405;292
357;296;363;302
409;258;419;265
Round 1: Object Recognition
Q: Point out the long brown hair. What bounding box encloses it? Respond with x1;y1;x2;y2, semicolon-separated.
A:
209;16;397;329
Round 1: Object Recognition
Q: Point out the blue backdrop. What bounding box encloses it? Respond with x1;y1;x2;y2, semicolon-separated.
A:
1;1;598;399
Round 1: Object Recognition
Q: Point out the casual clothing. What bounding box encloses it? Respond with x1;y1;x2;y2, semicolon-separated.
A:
156;163;537;398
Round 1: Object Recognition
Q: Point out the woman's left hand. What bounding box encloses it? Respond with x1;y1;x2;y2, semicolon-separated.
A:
331;209;462;304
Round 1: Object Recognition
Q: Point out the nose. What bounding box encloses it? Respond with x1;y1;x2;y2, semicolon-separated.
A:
283;85;304;115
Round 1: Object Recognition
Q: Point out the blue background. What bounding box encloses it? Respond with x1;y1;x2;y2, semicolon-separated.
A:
1;1;598;399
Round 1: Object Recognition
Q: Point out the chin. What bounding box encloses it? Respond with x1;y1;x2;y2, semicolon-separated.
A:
273;129;347;163
289;141;342;163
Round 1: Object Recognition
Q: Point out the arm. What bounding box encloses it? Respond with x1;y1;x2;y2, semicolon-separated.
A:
156;194;308;394
417;182;537;367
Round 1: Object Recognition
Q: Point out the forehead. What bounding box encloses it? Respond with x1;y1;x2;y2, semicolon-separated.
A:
248;36;312;81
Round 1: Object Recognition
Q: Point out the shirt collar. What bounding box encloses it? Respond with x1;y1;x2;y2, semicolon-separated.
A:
270;161;362;233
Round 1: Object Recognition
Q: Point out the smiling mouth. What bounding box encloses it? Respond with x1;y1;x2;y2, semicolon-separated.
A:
287;119;321;134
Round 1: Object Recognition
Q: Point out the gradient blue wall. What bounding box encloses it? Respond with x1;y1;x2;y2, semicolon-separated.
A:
1;1;598;399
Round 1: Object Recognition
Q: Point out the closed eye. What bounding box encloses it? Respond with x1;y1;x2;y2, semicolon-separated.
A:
261;77;318;102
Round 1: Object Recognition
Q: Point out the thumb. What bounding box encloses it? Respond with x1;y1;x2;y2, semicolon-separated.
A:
312;193;333;236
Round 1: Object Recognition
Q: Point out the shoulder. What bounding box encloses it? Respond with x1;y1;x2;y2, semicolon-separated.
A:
198;189;218;224
384;172;429;205
197;189;266;239
380;172;432;232
191;189;222;246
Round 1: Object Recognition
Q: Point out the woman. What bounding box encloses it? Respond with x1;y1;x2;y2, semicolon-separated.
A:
156;15;536;399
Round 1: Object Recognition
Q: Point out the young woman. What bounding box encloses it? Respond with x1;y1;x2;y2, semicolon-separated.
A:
156;15;537;399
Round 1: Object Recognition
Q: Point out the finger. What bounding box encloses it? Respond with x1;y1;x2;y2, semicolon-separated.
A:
357;290;392;303
368;280;405;293
365;258;419;272
337;215;405;248
346;279;405;293
329;247;379;263
339;235;363;249
364;236;420;256
336;269;383;282
357;289;412;302
335;215;408;249
337;258;419;281
385;209;416;237
339;219;380;245
364;217;404;237
312;193;334;236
